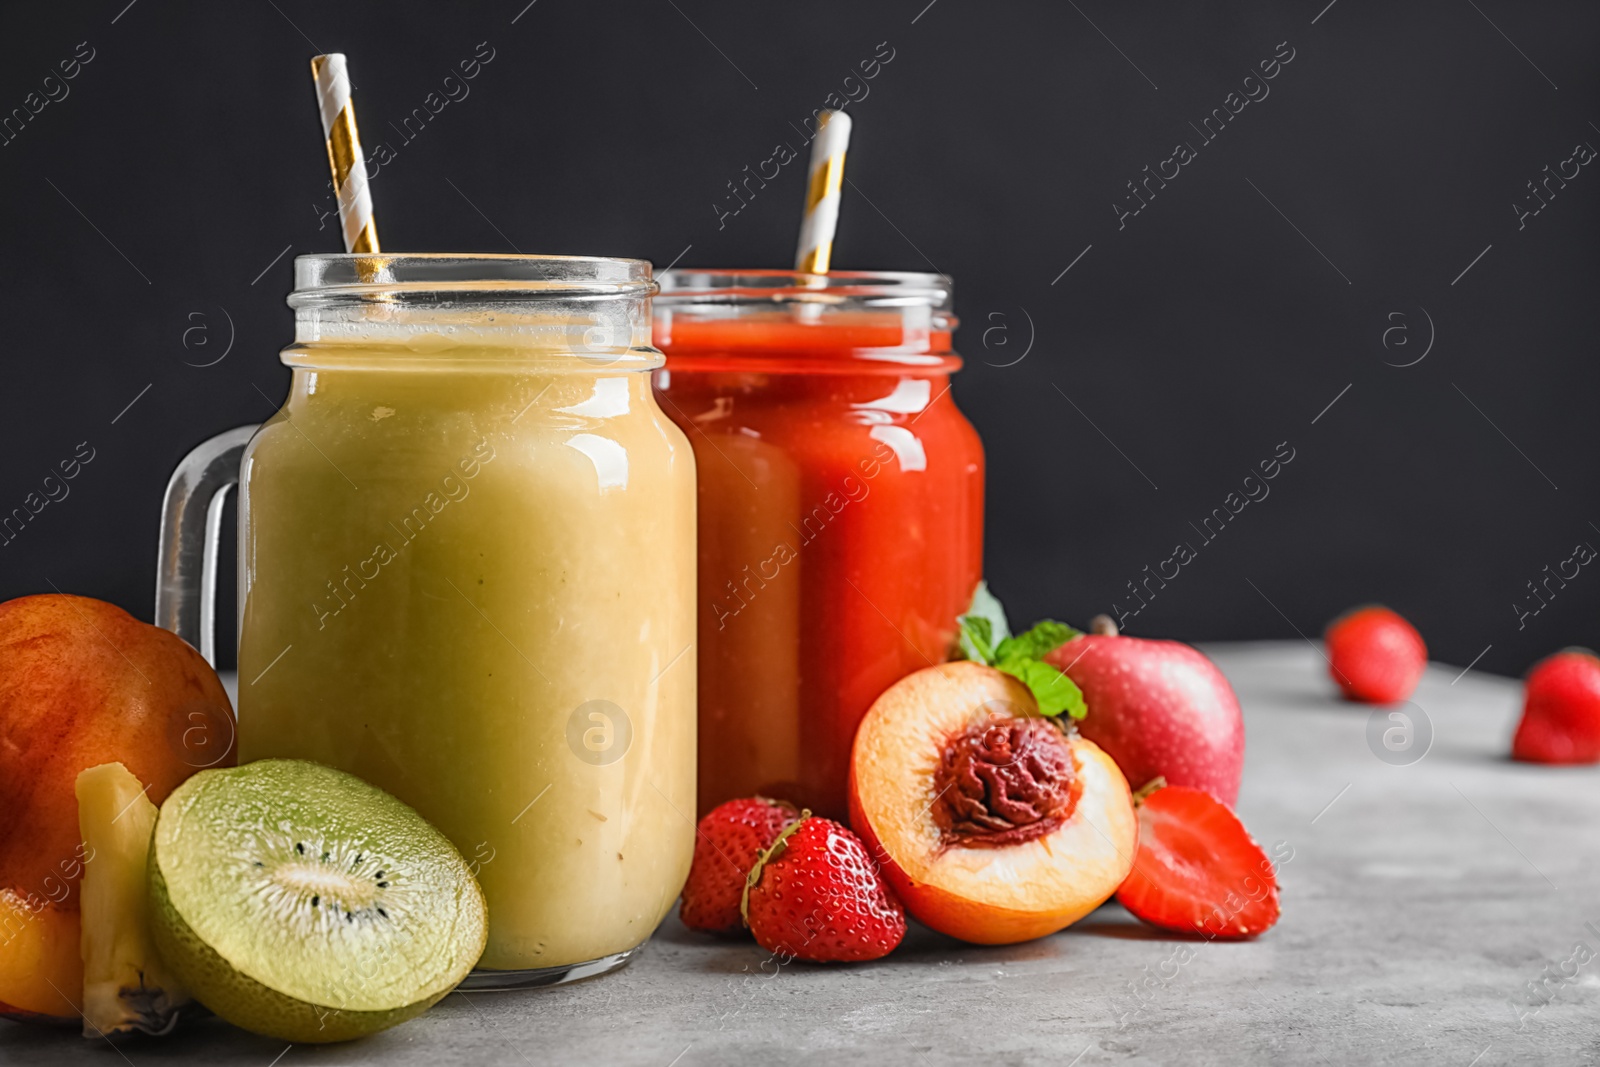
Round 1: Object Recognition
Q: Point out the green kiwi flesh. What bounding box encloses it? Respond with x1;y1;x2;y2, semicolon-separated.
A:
148;759;487;1043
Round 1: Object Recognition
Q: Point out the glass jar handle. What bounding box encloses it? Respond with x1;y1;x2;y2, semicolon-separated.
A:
154;425;258;665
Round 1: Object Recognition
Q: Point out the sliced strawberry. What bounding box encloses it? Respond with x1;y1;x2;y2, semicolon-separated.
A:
744;816;905;962
1116;785;1280;939
680;797;798;935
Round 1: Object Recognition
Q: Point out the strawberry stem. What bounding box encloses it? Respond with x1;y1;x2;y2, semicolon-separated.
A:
1130;776;1167;806
740;809;811;926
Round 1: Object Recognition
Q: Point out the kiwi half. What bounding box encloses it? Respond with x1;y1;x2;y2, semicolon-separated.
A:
148;759;487;1043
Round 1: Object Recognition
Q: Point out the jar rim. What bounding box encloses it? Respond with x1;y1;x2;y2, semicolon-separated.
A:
290;253;655;306
656;268;952;309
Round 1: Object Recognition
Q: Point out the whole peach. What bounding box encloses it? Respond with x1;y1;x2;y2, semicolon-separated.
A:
0;594;234;1016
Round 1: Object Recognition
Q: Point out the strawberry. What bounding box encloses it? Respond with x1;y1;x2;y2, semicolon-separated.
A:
680;797;798;934
1324;605;1426;704
1512;649;1600;764
1116;783;1280;939
743;816;905;962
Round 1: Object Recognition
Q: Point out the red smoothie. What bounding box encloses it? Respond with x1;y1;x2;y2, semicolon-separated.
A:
654;271;985;818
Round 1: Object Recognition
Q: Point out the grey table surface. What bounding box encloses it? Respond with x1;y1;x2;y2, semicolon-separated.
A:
5;641;1598;1066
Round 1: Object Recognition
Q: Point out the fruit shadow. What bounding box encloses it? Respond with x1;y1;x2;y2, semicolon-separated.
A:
899;908;1185;960
659;917;1077;971
1421;742;1517;767
1425;744;1600;772
1067;917;1190;942
655;918;803;975
657;908;1189;972
0;1011;286;1061
893;920;1071;963
0;1016;75;1056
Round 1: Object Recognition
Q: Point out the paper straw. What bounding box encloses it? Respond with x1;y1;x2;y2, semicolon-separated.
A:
310;53;380;254
794;110;852;274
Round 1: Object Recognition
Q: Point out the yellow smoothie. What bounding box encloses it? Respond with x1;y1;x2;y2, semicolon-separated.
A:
236;321;697;973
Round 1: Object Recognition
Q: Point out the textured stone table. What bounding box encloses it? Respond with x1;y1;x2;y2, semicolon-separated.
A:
6;642;1597;1066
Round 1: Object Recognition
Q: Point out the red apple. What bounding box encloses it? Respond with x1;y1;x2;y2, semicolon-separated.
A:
1045;627;1243;805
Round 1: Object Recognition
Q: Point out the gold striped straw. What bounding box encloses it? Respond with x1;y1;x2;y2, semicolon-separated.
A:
794;109;852;274
310;53;380;253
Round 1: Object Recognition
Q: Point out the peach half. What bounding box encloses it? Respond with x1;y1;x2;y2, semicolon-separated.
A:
0;890;81;1018
849;661;1137;945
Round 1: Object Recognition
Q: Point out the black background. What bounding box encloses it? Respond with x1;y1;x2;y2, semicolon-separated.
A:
0;0;1595;676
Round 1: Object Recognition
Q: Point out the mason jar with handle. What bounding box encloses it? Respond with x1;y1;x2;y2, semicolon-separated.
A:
156;253;698;987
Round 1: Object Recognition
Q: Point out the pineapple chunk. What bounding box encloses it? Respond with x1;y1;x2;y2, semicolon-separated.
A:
75;762;189;1037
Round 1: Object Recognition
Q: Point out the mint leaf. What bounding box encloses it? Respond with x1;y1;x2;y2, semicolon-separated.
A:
957;614;997;663
995;620;1079;662
953;582;1087;719
996;657;1088;719
957;580;1010;662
